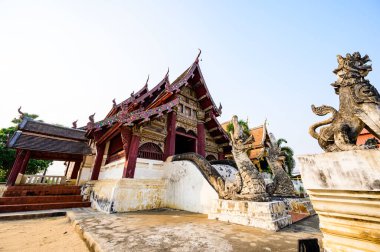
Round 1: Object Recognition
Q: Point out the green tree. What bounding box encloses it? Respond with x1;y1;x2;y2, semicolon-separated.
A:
226;119;250;136
277;138;295;176
0;113;52;182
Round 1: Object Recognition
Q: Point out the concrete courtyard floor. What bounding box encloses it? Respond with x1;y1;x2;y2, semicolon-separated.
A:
68;208;323;252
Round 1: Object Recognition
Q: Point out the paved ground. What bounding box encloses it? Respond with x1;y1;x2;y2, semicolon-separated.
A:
68;208;322;252
0;215;88;252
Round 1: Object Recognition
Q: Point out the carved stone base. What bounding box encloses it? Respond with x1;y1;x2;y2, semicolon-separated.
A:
208;199;292;231
298;150;380;252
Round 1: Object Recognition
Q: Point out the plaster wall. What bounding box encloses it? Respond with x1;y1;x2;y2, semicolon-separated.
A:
134;158;165;179
99;158;124;180
87;160;219;215
162;160;219;214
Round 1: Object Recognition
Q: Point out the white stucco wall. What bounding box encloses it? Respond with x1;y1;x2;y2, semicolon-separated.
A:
162;160;219;214
99;158;124;180
88;160;219;214
134;158;164;179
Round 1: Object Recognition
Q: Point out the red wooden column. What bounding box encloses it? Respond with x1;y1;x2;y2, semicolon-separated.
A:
123;127;141;178
70;159;82;179
218;150;225;160
164;110;177;159
120;126;133;178
196;111;206;157
19;150;31;175
90;143;105;180
6;149;26;186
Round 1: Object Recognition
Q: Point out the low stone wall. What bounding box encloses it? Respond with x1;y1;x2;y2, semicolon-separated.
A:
84;179;165;213
209;199;292;231
298;150;380;252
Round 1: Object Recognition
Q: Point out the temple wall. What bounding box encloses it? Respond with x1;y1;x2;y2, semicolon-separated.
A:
162;160;219;214
99;158;124;180
85;160;218;214
134;158;164;179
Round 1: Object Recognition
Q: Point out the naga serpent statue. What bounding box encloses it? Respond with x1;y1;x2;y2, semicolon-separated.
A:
171;115;296;201
229;115;269;201
265;133;296;197
310;52;380;152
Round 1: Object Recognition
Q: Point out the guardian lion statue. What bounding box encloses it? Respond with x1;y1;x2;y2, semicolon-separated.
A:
310;52;380;152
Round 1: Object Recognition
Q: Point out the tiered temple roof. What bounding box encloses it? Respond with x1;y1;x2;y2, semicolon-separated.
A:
87;54;229;147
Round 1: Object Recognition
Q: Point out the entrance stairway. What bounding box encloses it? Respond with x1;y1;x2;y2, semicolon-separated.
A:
0;185;91;213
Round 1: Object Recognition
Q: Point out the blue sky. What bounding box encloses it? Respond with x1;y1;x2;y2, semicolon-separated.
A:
0;0;379;157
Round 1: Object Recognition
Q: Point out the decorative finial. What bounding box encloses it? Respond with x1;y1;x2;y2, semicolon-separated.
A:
72;120;78;129
112;98;117;108
195;48;202;63
144;75;149;88
165;68;169;78
89;113;95;123
218;102;223;113
130;91;135;98
18;106;25;119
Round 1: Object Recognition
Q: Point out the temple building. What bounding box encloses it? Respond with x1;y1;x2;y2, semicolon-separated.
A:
221;121;274;172
66;54;230;184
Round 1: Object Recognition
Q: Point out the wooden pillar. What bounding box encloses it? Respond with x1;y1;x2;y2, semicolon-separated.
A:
218;152;225;160
19;150;31;175
123;131;140;178
6;149;26;186
70;160;82;179
164;110;177;159
196;111;206;157
90;143;105;180
64;162;70;177
120;126;133;178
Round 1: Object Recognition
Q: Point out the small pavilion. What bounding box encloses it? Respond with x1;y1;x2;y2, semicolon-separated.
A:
6;117;92;186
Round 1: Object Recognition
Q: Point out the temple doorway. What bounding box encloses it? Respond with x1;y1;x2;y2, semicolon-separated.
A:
175;133;196;154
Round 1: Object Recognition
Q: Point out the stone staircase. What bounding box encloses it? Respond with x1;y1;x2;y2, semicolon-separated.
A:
0;185;91;213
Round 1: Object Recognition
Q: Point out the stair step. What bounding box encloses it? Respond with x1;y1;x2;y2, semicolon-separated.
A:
0;195;84;205
3;186;81;197
0;202;91;213
5;185;81;190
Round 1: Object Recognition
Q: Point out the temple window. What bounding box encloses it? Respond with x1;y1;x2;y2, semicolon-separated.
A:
185;107;191;116
137;142;164;161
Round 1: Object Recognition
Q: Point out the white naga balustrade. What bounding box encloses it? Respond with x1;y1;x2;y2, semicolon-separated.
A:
16;174;66;185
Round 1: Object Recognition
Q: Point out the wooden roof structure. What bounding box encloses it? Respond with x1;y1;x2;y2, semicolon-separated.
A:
86;52;229;148
7;117;92;161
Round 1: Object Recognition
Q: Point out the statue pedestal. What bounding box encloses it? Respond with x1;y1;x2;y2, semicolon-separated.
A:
208;199;292;231
298;150;380;252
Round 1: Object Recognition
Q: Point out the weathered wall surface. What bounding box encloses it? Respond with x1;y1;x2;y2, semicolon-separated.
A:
162;160;219;214
298;150;380;252
209;199;292;231
87;160;219;214
87;179;165;213
298;150;380;191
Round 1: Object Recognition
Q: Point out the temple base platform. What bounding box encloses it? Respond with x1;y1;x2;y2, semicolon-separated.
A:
208;199;292;231
298;149;380;252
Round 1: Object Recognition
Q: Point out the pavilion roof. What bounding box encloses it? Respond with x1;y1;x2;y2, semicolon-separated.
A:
7;117;92;161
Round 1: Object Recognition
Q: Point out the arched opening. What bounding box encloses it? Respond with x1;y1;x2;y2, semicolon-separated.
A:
138;142;164;161
206;155;217;161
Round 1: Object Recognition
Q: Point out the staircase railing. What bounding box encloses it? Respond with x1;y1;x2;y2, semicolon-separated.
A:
15;174;66;185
